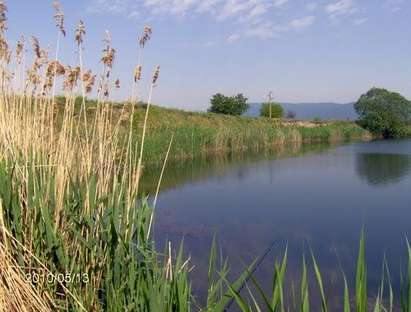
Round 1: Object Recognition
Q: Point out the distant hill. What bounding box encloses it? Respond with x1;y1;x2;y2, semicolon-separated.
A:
245;103;358;120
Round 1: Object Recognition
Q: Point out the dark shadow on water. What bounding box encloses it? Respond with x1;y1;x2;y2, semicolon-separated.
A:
356;153;411;186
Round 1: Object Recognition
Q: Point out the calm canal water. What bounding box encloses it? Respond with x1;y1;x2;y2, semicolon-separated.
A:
151;139;411;309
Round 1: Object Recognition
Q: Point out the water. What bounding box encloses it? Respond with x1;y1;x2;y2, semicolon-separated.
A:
150;139;411;308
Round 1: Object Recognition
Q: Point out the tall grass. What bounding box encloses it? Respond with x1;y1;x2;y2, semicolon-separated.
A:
50;99;371;164
221;233;411;312
0;2;191;310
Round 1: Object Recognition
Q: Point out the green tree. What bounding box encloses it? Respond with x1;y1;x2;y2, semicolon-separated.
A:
208;93;249;116
354;88;411;138
260;102;284;118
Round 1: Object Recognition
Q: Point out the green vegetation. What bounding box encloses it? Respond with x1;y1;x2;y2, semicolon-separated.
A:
218;232;411;312
137;106;371;163
52;97;371;164
355;88;411;138
208;93;249;116
260;102;284;118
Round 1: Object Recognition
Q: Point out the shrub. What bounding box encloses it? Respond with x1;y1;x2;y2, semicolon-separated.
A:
208;93;249;116
354;88;411;138
260;102;284;118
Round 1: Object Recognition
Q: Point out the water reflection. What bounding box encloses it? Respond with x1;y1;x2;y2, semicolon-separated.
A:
141;141;333;195
356;153;411;186
151;139;411;309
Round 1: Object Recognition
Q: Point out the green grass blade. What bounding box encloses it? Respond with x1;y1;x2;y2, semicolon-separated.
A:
311;251;328;312
356;229;367;312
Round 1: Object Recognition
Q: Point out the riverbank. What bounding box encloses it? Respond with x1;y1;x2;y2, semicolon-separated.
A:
58;98;373;164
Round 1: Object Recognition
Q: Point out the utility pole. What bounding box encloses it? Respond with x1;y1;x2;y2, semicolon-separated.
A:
268;91;273;119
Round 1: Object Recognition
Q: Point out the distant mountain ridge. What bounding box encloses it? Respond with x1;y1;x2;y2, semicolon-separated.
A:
245;102;358;120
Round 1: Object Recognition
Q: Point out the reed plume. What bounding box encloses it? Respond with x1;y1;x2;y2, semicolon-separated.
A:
15;35;24;64
139;26;152;48
82;69;96;94
75;20;85;46
134;64;142;83
63;65;80;91
152;65;160;85
43;60;65;94
0;34;8;61
52;1;65;37
98;31;116;99
30;36;41;59
131;26;153;103
0;1;7;32
51;1;65;100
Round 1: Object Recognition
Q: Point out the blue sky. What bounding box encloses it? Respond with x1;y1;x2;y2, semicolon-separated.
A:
6;0;411;110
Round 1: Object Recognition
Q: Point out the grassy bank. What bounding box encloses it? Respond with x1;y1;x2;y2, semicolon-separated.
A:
136;106;372;164
56;97;372;164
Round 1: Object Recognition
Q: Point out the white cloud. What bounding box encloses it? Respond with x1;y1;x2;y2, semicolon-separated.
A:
87;0;130;14
273;0;289;8
325;0;357;18
88;0;316;42
288;15;315;29
353;17;367;25
245;21;276;39
226;33;241;43
384;0;404;13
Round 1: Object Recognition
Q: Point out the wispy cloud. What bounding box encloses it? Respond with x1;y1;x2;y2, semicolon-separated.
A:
273;0;289;8
226;33;241;43
87;0;130;15
226;15;315;43
288;15;315;29
325;0;358;19
353;17;367;25
384;0;404;13
88;0;316;42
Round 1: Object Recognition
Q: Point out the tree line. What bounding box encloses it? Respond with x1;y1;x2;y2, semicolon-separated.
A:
208;93;294;119
207;88;411;139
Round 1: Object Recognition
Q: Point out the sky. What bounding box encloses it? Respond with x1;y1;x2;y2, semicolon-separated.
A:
5;0;411;110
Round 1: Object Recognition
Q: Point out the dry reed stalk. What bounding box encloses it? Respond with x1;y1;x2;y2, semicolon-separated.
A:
0;202;53;312
131;26;152;104
51;1;65;100
0;3;176;308
0;224;85;311
125;65;159;236
147;133;174;240
75;21;91;169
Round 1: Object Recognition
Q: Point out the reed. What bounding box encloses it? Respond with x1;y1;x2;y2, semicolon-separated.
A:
0;2;188;310
220;233;411;312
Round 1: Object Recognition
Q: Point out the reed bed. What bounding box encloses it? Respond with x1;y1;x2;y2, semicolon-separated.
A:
0;1;408;312
0;2;190;310
50;98;372;164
